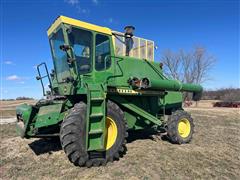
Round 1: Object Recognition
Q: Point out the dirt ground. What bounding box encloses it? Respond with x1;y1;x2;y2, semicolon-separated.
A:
0;101;239;179
0;100;36;118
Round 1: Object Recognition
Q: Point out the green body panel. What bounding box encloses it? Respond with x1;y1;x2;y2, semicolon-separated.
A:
16;101;67;137
108;91;182;130
106;56;202;93
110;95;162;125
35;103;63;128
16;104;34;137
16;18;203;152
108;57;164;87
164;91;183;109
16;104;32;125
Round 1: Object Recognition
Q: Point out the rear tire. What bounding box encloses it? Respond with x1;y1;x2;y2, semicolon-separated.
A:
60;101;127;167
166;110;194;144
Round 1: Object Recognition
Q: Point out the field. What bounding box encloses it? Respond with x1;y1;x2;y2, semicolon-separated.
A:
0;100;240;179
0;100;36;118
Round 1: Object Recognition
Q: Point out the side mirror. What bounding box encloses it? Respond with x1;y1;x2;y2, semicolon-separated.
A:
59;44;71;51
59;45;75;65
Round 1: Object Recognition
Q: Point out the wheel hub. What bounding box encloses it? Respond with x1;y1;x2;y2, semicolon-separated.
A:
105;116;118;150
178;118;191;138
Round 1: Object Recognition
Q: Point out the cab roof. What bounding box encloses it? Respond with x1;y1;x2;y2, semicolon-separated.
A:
47;15;112;36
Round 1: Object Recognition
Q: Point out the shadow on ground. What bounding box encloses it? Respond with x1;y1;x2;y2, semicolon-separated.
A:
28;130;166;156
28;137;62;155
127;129;167;143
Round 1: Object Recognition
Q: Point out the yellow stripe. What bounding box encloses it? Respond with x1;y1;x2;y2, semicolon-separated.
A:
47;15;112;36
108;88;139;94
108;88;164;95
112;36;116;54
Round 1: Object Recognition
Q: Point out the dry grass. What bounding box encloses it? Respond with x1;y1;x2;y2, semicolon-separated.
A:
0;100;36;108
0;101;240;179
0;100;36;118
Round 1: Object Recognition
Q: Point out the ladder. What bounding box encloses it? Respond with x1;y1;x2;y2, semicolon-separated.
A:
86;83;106;151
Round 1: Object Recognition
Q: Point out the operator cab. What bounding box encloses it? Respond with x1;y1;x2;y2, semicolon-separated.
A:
47;16;114;83
46;16;155;85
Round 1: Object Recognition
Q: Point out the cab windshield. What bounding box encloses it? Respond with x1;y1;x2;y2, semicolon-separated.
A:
68;27;92;74
49;28;71;82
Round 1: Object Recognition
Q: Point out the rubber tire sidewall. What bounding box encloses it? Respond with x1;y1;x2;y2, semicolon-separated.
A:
105;101;127;160
60;100;127;167
167;110;194;144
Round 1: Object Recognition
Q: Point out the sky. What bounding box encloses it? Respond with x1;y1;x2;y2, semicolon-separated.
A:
1;0;239;99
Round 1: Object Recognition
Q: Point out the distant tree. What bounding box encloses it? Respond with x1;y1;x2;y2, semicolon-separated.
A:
16;97;34;100
161;46;216;104
1;99;15;101
161;46;216;84
203;88;240;102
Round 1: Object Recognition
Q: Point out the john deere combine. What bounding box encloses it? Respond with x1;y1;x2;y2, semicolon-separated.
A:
16;16;202;167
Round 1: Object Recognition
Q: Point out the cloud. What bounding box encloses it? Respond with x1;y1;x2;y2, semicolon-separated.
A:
6;75;21;81
76;6;90;14
92;0;98;5
4;61;15;65
64;0;79;6
108;17;113;23
64;0;90;14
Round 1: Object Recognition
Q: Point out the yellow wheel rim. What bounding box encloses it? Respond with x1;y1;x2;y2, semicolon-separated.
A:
105;116;118;150
178;118;191;138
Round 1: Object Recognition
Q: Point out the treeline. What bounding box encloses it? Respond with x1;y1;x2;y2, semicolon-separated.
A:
16;97;34;100
1;97;34;101
202;88;240;102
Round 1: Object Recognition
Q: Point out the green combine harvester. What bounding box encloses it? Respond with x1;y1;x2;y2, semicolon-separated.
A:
16;16;203;167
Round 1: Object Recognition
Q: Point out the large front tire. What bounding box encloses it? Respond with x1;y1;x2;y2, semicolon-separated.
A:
60;101;127;167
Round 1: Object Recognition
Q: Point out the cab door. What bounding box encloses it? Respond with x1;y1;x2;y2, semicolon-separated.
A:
49;27;74;95
93;33;114;84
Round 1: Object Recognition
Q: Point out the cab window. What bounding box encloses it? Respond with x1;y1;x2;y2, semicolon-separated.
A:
68;27;92;74
95;34;111;71
49;28;70;83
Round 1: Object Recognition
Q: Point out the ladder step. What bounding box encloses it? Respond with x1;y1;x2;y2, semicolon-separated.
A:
89;129;104;135
90;113;104;118
91;97;104;102
90;89;102;92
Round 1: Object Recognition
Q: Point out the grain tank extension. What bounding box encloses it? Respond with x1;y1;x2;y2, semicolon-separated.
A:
16;16;203;167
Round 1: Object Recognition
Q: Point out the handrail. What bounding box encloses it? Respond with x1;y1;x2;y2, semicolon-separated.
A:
36;62;52;96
